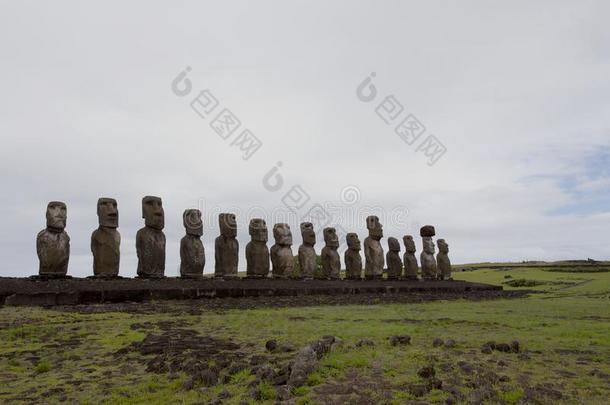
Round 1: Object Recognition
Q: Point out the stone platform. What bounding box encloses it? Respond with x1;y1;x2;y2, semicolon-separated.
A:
0;277;501;307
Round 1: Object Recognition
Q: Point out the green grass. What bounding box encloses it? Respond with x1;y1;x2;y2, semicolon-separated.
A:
0;264;608;404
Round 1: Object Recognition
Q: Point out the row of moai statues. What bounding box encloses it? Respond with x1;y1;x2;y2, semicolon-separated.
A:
36;197;452;280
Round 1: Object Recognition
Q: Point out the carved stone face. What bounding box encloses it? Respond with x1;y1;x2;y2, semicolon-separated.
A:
403;235;416;253
142;196;164;230
323;227;339;248
437;239;449;253
388;237;400;252
183;209;203;236
219;213;237;238
300;222;315;246
273;223;292;246
423;237;435;254
97;198;118;228
366;215;383;240
346;233;361;250
46;201;67;231
249;218;268;242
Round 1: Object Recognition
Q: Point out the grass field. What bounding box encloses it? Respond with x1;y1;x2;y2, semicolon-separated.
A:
0;265;608;404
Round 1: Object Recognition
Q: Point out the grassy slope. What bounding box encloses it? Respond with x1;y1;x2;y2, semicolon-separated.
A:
0;267;608;404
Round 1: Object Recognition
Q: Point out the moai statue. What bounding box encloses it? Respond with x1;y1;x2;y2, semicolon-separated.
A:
180;209;205;278
420;225;438;280
386;237;403;280
37;201;70;277
91;198;120;278
271;223;294;278
402;235;419;280
215;213;239;278
364;215;384;280
298;222;317;280
437;239;452;280
344;233;363;280
136;196;166;278
246;218;270;278
321;227;341;280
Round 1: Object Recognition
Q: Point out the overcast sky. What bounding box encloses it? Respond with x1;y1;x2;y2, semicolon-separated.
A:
1;1;609;277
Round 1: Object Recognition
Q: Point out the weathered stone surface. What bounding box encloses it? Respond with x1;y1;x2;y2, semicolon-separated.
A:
389;335;411;346
215;213;238;278
386;237;402;280
288;336;336;387
420;235;437;280
420;225;436;237
344;233;362;280
91;198;120;278
320;227;340;280
136;196;165;278
180;209;205;278
0;278;505;307
436;239;452;280
402;235;419;280
271;223;293;278
37;201;70;277
246;218;269;278
298;222;316;280
364;216;384;279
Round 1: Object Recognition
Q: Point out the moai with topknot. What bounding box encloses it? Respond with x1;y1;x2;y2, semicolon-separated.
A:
91;198;120;278
37;201;70;277
246;218;270;278
344;233;363;280
271;223;293;278
321;227;341;280
298;222;317;280
386;237;402;280
136;196;166;278
436;239;452;280
402;235;419;280
420;225;438;280
364;216;384;280
215;213;239;278
180;209;205;278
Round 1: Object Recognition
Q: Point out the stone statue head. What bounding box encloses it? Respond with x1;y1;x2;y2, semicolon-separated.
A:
219;213;237;238
183;209;203;237
249;218;268;243
97;198;118;228
142;196;164;230
273;223;292;246
437;239;449;253
46;201;67;231
388;237;400;252
346;233;361;250
323;227;339;248
403;235;416;253
300;222;316;246
423;237;435;254
366;215;383;240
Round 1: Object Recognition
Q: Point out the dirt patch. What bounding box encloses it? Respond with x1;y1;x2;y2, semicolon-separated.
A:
523;382;564;403
115;328;242;385
381;318;424;324
554;348;596;355
313;369;393;404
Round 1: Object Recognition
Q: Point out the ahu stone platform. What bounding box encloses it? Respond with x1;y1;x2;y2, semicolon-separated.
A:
0;277;501;307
